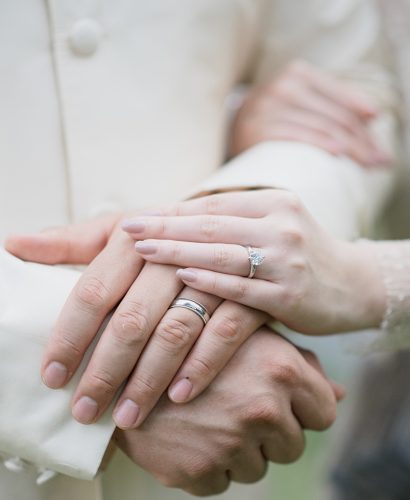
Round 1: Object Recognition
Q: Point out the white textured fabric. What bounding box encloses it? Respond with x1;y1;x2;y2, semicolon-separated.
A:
0;249;115;479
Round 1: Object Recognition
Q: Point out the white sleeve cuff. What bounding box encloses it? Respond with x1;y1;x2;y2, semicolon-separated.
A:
0;249;115;481
191;141;395;239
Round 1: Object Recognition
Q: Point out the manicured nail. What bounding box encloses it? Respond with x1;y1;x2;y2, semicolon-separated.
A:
114;399;140;429
72;396;99;424
121;220;146;232
169;378;193;403
42;361;68;389
176;269;197;283
135;241;158;255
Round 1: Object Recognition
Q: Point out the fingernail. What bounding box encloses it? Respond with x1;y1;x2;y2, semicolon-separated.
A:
114;399;140;429
176;269;197;283
42;361;68;389
121;220;146;232
72;396;99;424
135;241;158;255
169;378;193;403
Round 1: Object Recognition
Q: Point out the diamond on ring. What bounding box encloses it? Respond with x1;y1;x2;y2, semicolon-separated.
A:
246;246;265;279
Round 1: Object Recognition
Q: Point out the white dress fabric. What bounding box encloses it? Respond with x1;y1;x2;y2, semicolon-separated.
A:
0;0;401;499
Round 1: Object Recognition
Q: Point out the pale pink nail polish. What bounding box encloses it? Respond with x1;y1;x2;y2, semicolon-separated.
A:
121;220;146;232
72;396;99;424
135;241;157;254
114;399;140;429
176;269;197;283
169;378;193;403
42;361;68;389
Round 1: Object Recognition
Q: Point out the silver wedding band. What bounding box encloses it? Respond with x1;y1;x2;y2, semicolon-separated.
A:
170;298;210;325
246;246;265;279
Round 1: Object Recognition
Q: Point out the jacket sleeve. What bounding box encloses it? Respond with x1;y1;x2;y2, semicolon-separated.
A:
0;249;116;482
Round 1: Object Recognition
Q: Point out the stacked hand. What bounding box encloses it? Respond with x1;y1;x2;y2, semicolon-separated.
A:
124;189;386;335
6;214;342;495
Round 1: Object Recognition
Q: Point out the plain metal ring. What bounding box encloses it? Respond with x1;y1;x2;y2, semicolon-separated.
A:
170;298;210;325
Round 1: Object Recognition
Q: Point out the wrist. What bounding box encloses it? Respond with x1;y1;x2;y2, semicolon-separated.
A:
337;240;387;331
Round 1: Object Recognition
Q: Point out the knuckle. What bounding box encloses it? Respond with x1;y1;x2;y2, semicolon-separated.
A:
204;194;222;215
231;280;249;301
269;357;301;386
241;397;282;427
53;331;83;359
155;316;195;352
170;242;182;261
172;202;184;216
188;355;214;378
211;247;232;268
279;225;305;247
221;436;244;460
185;456;219;482
199;215;220;241
278;191;303;214
277;283;306;312
111;306;150;348
87;369;117;396
280;437;306;464
128;372;158;396
75;276;111;312
211;317;241;344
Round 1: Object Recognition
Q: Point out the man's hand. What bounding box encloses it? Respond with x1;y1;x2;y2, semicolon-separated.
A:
5;218;267;428
115;328;343;496
230;60;390;167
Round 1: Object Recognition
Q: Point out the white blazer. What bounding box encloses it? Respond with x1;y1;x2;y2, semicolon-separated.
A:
0;0;399;499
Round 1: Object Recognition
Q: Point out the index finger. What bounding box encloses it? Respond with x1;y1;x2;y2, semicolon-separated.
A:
143;190;277;219
41;229;143;389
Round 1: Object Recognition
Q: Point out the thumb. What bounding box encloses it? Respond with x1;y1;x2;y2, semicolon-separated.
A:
5;215;119;265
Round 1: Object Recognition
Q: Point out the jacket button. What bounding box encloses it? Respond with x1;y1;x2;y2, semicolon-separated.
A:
69;19;102;57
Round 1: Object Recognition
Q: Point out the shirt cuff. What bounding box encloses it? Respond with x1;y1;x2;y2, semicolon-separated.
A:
0;249;116;481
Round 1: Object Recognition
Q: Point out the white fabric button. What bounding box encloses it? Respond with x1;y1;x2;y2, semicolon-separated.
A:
36;468;58;485
69;19;102;57
3;456;28;472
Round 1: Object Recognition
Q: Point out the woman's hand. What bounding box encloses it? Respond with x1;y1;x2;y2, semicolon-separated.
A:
230;60;390;167
123;189;387;335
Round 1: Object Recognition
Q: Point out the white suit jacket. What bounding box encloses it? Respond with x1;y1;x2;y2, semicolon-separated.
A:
0;0;399;499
